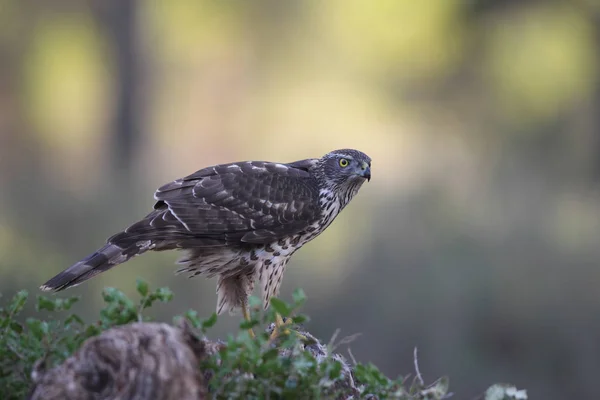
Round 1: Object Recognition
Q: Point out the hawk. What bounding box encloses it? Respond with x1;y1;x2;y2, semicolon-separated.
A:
41;149;371;337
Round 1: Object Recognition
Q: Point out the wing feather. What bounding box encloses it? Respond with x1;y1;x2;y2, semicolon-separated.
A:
117;160;320;246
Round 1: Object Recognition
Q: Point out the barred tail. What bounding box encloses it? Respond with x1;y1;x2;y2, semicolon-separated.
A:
40;241;147;292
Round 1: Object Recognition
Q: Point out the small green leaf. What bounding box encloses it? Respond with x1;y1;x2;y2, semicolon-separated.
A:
9;290;28;314
201;313;218;331
60;296;79;311
41;321;49;335
64;314;84;328
9;321;23;334
248;295;261;308
239;319;258;330
139;296;154;309
184;310;201;328
270;298;291;317
292;288;306;305
329;360;343;379
102;287;119;303
26;319;44;341
262;348;279;361
292;314;308;324
136;279;149;297
85;324;102;337
36;296;57;312
155;287;174;302
485;383;527;400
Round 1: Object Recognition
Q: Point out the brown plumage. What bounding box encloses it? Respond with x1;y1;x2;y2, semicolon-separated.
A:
40;149;371;316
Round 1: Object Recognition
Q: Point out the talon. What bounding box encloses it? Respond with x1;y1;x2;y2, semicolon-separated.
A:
269;313;307;341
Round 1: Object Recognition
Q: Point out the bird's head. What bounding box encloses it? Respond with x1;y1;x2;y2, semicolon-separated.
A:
314;149;371;200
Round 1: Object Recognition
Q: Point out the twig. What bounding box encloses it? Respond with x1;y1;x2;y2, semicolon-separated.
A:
328;328;362;352
336;333;362;348
327;328;340;349
137;295;148;322
347;348;358;366
6;342;26;360
413;347;424;386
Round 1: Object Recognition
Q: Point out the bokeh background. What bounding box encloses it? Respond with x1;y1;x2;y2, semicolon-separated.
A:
1;0;600;398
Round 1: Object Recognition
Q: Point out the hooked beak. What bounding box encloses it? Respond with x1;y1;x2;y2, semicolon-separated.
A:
358;161;371;181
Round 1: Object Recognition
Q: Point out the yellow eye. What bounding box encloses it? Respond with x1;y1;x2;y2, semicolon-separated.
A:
339;158;349;167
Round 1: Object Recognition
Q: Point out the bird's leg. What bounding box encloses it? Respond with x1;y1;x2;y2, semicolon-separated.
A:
242;304;256;338
269;313;306;341
269;312;289;340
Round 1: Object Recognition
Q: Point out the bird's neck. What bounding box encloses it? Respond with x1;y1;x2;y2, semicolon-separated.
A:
317;187;346;228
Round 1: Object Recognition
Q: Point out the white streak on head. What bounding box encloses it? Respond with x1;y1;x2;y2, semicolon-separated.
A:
227;164;242;171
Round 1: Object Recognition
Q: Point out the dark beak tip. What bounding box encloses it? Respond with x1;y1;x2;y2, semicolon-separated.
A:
358;163;371;181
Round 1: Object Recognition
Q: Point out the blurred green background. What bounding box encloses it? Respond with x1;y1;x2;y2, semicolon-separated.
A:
1;0;600;398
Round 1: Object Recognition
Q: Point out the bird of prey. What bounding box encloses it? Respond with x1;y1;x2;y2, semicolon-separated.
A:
41;149;371;338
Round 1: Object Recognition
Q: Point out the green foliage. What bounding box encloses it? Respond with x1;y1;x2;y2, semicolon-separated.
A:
0;281;524;399
0;282;172;399
200;289;341;399
0;290;89;398
484;384;528;400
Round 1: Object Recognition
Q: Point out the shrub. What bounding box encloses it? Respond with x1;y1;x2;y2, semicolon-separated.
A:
0;280;526;400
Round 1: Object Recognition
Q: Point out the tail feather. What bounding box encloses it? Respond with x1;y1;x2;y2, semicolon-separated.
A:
40;242;146;292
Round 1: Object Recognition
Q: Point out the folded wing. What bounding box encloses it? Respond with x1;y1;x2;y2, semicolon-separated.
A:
110;159;321;247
